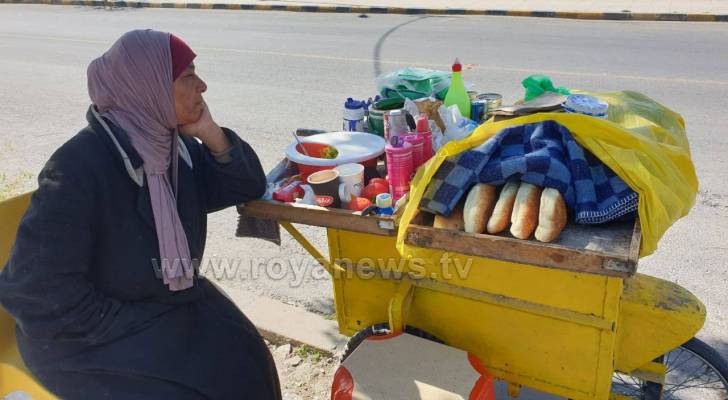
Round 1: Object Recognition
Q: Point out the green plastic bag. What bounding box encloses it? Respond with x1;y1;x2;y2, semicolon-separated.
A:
522;74;571;102
377;67;452;100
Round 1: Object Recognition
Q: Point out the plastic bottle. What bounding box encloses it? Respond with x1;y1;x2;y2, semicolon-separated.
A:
343;98;367;132
444;58;471;119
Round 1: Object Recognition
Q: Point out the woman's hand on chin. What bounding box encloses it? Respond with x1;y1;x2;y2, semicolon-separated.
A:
179;101;230;153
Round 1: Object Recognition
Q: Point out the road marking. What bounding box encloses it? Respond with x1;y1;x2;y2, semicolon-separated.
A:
200;45;728;87
2;32;727;87
0;33;108;45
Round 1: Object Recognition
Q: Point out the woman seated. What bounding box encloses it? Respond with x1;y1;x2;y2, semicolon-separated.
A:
0;29;281;399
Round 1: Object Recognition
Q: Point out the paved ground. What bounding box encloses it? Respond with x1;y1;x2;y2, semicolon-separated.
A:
1;3;727;371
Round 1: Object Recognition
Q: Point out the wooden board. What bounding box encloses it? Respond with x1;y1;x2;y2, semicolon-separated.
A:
237;159;398;236
238;158;641;276
405;211;641;277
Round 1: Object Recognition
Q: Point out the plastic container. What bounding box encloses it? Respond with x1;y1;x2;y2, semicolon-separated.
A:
444;58;471;119
293;142;337;179
403;134;424;170
563;94;609;118
385;142;413;203
343;98;367;132
286;132;385;180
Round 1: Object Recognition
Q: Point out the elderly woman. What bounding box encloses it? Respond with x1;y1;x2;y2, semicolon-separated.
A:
0;30;281;399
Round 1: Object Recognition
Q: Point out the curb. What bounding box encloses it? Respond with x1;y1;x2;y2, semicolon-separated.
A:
1;0;727;22
221;287;348;357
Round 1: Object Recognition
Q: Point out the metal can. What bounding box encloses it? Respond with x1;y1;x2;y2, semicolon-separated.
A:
467;90;479;101
470;100;486;123
384;109;409;141
476;93;503;118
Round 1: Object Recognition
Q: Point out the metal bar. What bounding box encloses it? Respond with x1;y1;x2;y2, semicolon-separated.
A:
278;221;344;276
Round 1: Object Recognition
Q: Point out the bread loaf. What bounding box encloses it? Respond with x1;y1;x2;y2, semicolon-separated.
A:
433;202;465;231
487;180;519;234
463;184;498;234
535;187;568;242
510;182;542;239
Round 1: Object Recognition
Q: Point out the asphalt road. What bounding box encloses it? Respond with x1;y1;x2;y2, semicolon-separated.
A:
1;5;727;362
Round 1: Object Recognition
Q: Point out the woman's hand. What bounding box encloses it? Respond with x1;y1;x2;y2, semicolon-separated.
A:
179;101;231;153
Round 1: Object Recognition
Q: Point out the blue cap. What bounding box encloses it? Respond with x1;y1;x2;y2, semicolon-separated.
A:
345;98;366;110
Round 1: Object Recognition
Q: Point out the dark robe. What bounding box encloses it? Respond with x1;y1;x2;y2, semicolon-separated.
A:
0;106;281;400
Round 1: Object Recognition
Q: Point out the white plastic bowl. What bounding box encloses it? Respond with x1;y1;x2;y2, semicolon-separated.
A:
285;132;386;167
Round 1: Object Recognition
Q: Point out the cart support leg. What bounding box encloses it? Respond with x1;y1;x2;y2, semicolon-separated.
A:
388;278;414;334
279;221;344;276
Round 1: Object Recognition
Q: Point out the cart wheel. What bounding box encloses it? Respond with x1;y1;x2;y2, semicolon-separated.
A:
341;323;444;362
612;337;728;399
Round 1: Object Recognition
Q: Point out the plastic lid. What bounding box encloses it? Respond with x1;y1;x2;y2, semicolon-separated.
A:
452;58;462;73
563;94;608;116
344;97;366;110
376;193;392;208
416;115;430;133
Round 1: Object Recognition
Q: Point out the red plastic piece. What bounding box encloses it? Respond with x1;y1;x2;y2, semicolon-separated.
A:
467;353;495;400
416;114;429;133
331;366;354;400
273;180;304;203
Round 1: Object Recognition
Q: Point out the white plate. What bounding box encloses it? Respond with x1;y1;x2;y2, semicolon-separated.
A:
285;131;386;167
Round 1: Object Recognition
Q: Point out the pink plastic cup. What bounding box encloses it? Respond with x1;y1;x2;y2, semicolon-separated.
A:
385;142;413;203
403;134;424;171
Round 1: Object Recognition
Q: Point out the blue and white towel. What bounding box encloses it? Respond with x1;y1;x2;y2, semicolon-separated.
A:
420;121;638;224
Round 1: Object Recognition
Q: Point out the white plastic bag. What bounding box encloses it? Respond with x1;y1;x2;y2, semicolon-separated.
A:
439;105;478;146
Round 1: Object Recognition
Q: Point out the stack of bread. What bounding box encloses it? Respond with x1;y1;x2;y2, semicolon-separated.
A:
433;181;568;242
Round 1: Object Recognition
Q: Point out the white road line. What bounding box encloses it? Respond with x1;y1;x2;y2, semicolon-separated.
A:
2;32;727;86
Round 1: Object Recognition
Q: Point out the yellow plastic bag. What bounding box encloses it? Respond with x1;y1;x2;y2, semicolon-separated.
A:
396;90;698;259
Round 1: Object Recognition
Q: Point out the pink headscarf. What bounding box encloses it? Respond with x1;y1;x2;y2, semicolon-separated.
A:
87;29;196;291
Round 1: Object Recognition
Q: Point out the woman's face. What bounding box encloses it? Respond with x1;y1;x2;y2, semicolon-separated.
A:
173;63;208;125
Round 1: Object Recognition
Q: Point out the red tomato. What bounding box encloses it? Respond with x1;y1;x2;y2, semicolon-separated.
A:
368;177;389;187
361;182;389;202
348;197;373;211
